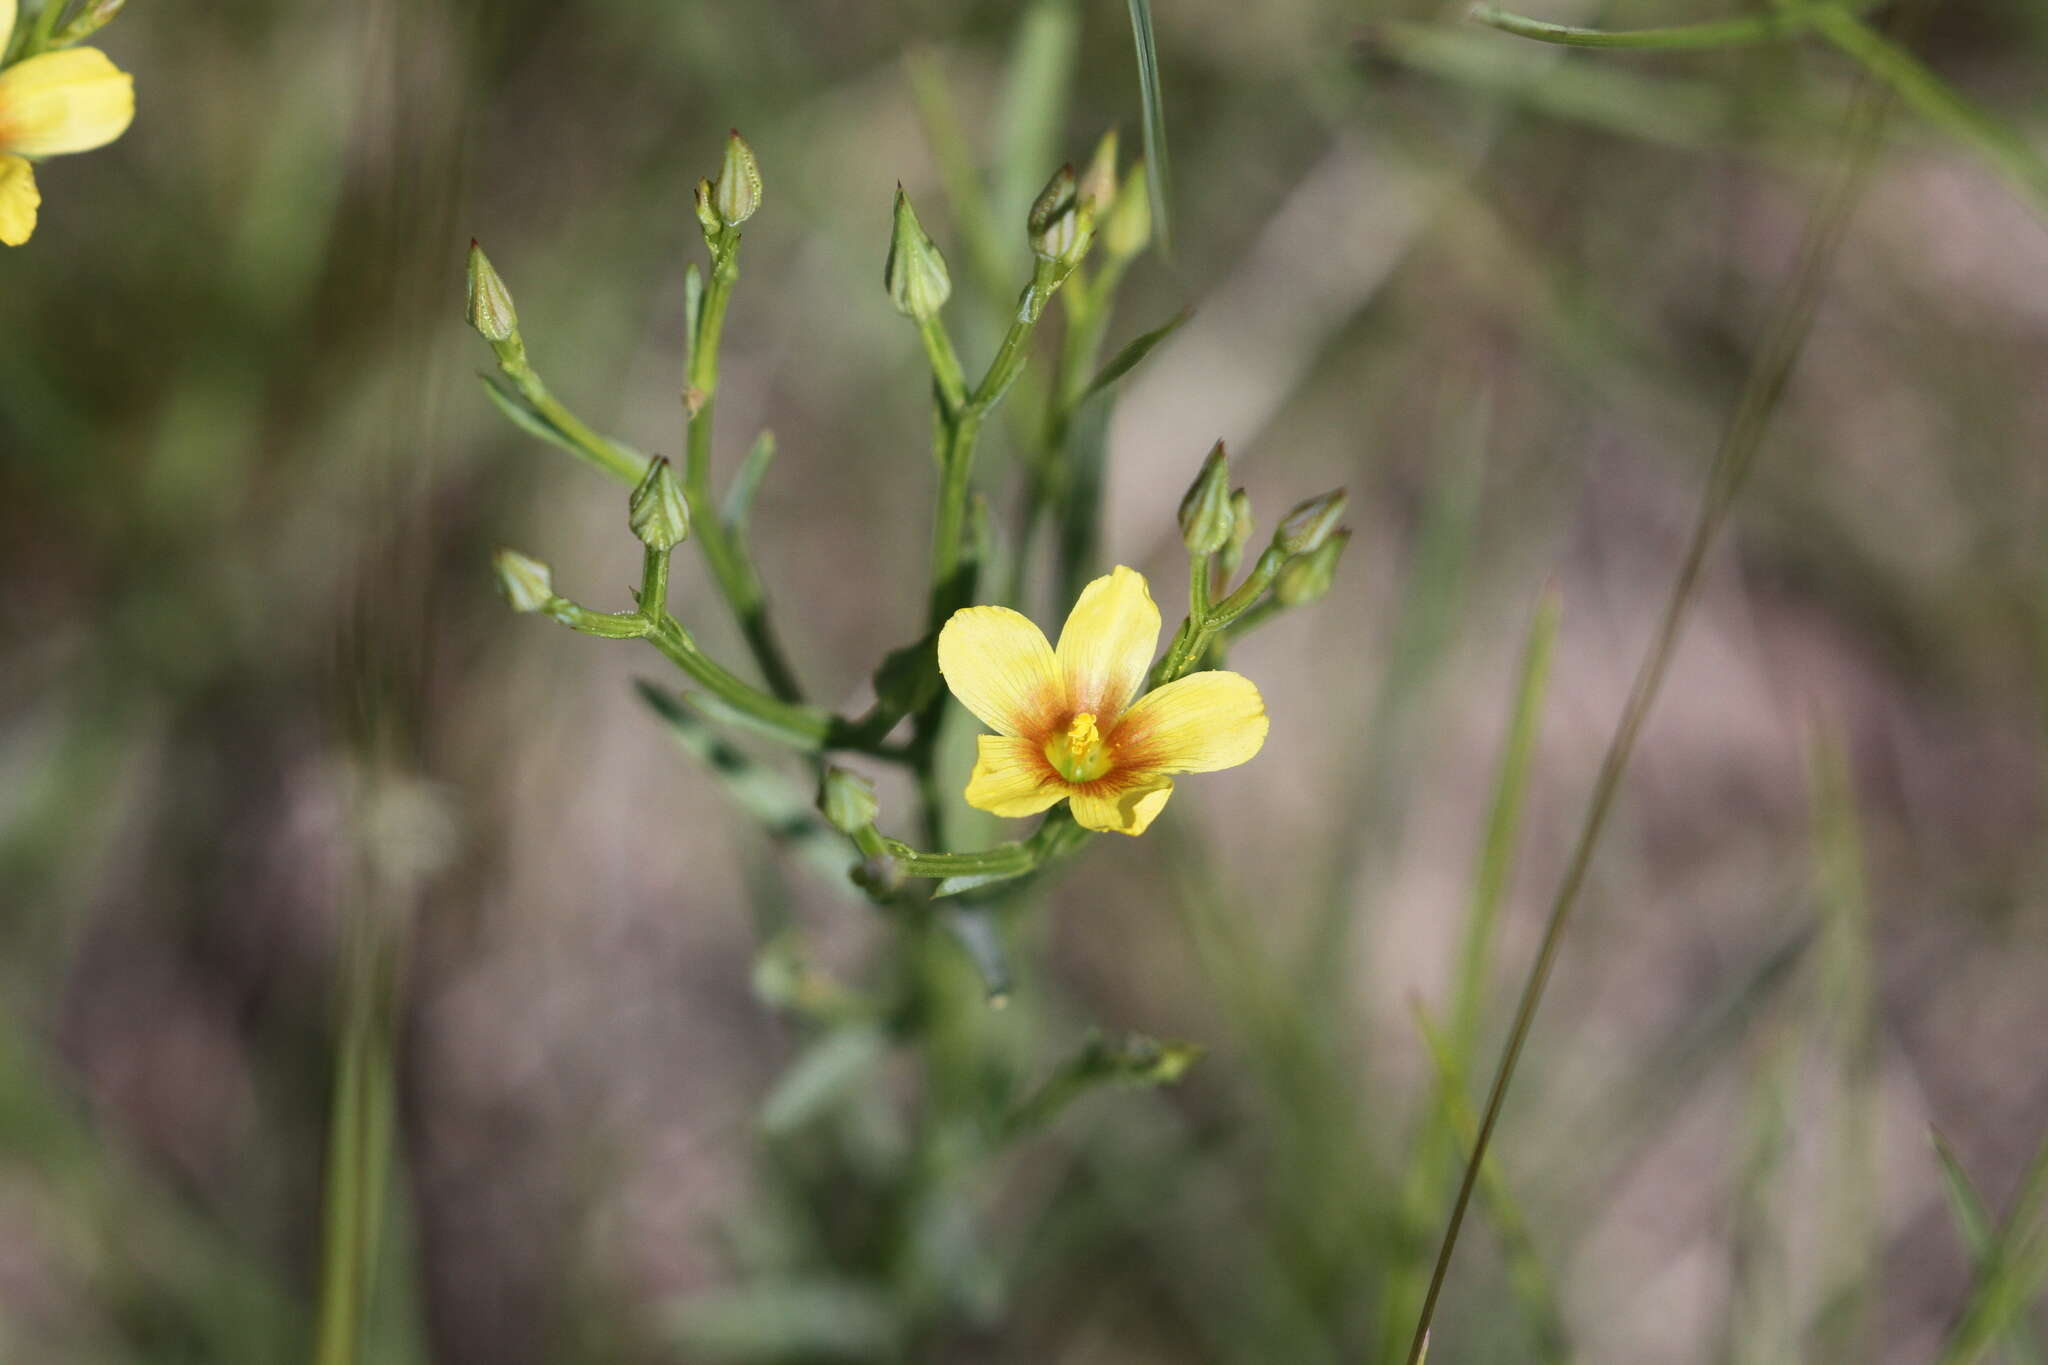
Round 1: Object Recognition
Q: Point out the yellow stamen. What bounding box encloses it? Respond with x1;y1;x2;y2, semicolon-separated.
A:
1045;711;1113;784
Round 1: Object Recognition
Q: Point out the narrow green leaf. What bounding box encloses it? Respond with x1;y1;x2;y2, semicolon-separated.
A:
635;682;845;882
479;372;650;479
933;868;1028;898
943;906;1013;1003
683;262;704;374
722;429;777;532
759;1027;888;1134
1126;0;1173;255
1080;309;1190;404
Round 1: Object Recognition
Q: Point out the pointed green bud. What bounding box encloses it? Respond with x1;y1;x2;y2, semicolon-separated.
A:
693;178;721;243
629;457;691;551
818;766;880;836
1027;163;1095;267
1227;488;1254;557
1078;129;1119;215
465;240;518;344
1274;528;1349;606
884;188;952;320
714;130;762;226
1103;159;1152;261
492;548;554;613
1274;489;1348;556
1177;441;1233;556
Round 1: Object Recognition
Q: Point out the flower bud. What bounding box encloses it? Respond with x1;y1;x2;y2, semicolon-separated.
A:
818;766;880;836
884;187;952;320
629;457;691;551
693;178;721;243
465;240;518;344
1028;163;1095;267
1103;160;1152;261
1274;489;1348;556
492;548;554;613
1274;528;1349;606
1227;488;1254;558
1177;441;1233;556
1078;129;1119;215
714;130;762;227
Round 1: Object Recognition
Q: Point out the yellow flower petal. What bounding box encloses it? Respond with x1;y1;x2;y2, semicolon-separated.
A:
963;735;1067;818
0;153;38;246
0;47;135;157
1055;565;1159;720
1114;670;1268;774
937;605;1063;738
1069;774;1174;836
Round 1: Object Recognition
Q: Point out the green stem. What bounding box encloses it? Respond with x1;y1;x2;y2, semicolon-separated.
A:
499;359;648;485
676;231;807;703
639;545;671;624
1152;547;1284;686
647;617;836;749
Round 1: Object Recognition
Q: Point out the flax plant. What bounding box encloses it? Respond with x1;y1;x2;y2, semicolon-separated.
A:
465;123;1350;1355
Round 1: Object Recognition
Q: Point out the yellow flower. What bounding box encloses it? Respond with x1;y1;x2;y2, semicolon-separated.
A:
0;0;136;246
937;566;1268;837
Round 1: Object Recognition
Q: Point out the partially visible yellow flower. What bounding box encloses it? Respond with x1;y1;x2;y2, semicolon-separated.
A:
0;0;135;246
937;566;1268;837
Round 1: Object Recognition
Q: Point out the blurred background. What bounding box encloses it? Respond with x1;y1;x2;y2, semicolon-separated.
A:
4;0;2048;1361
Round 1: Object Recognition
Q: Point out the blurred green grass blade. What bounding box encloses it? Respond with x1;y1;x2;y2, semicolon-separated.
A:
635;683;848;885
1078;308;1190;404
1936;1127;2048;1365
905;47;1014;310
1474;1;2048;222
759;1027;888;1135
1937;1144;2048;1365
1932;1130;2048;1365
1807;723;1879;1361
1449;589;1561;1063
1384;589;1557;1365
1127;0;1173;256
1371;22;1734;149
1807;8;2048;222
995;0;1080;230
1725;1028;1799;1365
667;1278;903;1361
1411;1004;1574;1364
1305;386;1486;1007
1469;3;1856;51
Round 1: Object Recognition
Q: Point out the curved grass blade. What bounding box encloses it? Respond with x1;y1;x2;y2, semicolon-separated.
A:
1401;22;1903;1359
1127;0;1173;256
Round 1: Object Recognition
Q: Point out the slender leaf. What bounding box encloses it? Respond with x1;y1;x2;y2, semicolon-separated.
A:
1079;309;1191;404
